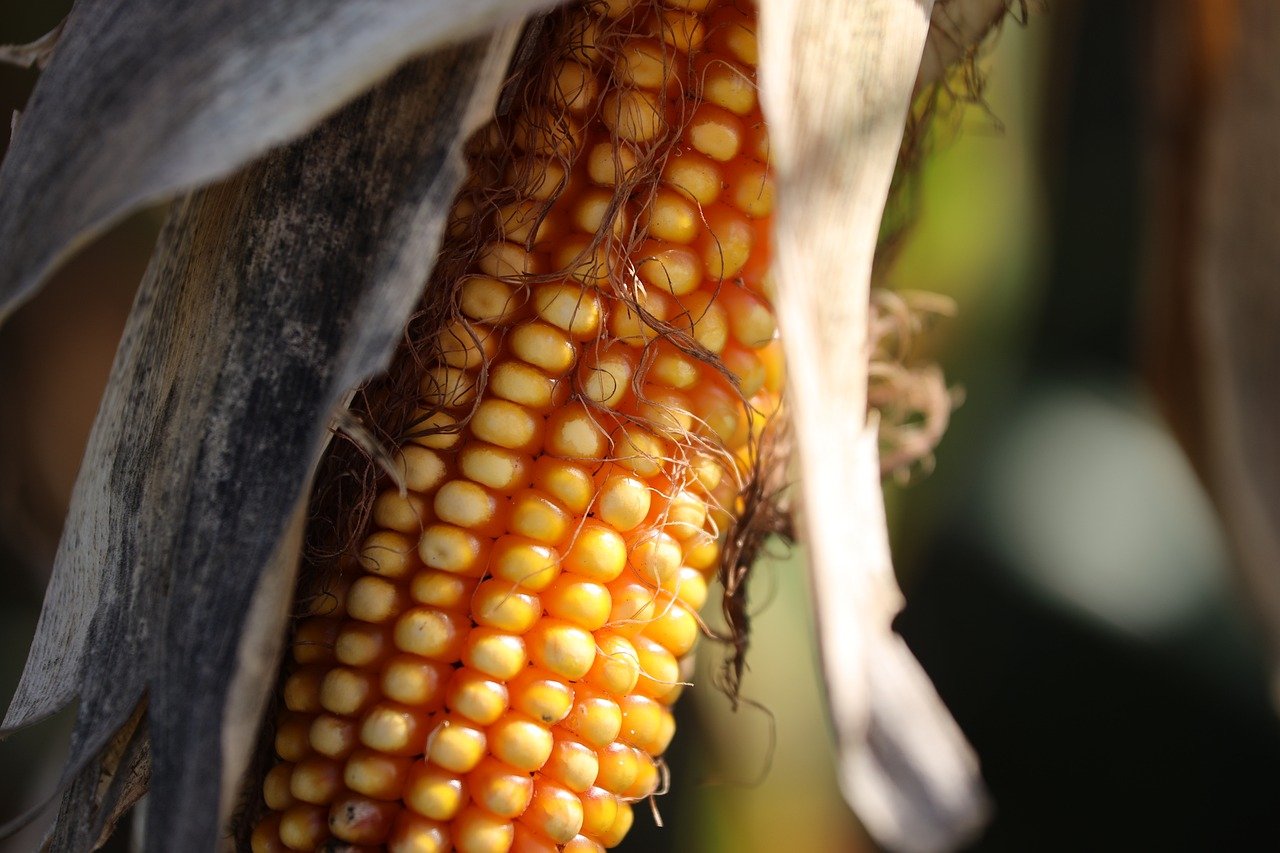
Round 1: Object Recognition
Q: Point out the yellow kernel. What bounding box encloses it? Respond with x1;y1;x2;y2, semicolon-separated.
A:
361;702;430;756
693;383;747;446
563;834;605;853
490;711;555;772
437;320;497;370
427;715;488;773
610;425;666;478
511;322;577;375
420;365;478;409
675;292;730;354
283;665;324;713
277;804;328;851
491;536;562;591
623;753;659;800
531;457;594;514
586;141;640;186
459;442;534;494
699;207;753;282
606;583;659;637
649;7;705;52
627;529;683;586
521;781;584;845
490;361;561;411
643;188;698;243
407;410;462;451
617;694;663;753
372;490;430;535
594;742;638;797
597;472;651;532
578;345;635;408
509;489;572;545
454;805;515;853
313;712;363;758
551;235;612;288
646;341;700;389
471;399;542;451
389;810;450;853
320;666;379;716
652;706;677;755
381;654;449;708
511;824;558;853
682;528;720;572
508;156;569;202
344;748;413;801
721;287;777;348
685;103;743;162
579;787;619;840
758;337;785;395
445;668;511;726
393;606;467;662
545;403;610;461
434;479;501;533
264;762;297;811
552;59;599;115
405;762;468;821
721;344;766;397
479;241;540;278
671;566;708;610
598;799;633;848
327;794;400;844
418;524;486;575
632;385;694;438
708;3;758;66
526;618;598;680
347;575;409;624
562;523;628;583
461;275;524;324
359;530;419;579
274;714;311;762
397;445;449;493
662;151;722;205
584;633;641;696
250;814;286;853
632;635;680;702
562;690;623;748
542;575;612;631
601;88;666;143
463;628;528;680
508;668;575;725
728;160;774;218
636;241;703;297
534;283;602;339
695;55;756;115
573;188;627;237
607;287;673;348
616;37;674;92
409;570;476;611
334;622;391;667
543;735;599;793
650;594;701;653
472;578;543;633
469;757;536;820
497;200;554;244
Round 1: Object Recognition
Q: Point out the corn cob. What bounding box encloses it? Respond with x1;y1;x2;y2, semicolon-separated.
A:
252;1;779;850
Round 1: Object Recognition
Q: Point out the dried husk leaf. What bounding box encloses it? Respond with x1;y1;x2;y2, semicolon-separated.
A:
0;0;557;325
2;30;521;851
760;0;988;849
1180;3;1280;695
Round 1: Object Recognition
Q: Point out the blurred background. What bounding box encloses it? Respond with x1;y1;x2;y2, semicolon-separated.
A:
3;1;1280;851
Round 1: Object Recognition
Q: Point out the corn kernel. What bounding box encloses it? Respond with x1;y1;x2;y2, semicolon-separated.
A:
545;403;610;461
328;794;400;845
585;633;641;696
393;607;468;662
381;654;449;708
345;747;413;801
446;668;511;726
463;629;528;681
542;735;599;793
473;578;543;633
469;757;535;819
389;810;450;853
562;689;623;748
490;711;555;772
510;322;576;374
405;762;468;821
454;806;515;853
310;714;359;760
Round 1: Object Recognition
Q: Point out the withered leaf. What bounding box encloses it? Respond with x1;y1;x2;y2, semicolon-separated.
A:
3;28;522;851
760;0;989;849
